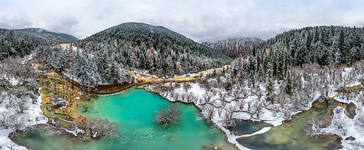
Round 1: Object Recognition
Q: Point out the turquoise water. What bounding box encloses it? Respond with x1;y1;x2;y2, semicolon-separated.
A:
13;89;237;150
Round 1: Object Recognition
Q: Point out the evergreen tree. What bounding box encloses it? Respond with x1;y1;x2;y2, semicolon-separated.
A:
305;29;312;51
285;71;292;94
266;78;274;102
338;29;346;64
296;40;306;67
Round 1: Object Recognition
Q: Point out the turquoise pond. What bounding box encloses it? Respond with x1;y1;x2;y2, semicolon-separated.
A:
12;89;237;150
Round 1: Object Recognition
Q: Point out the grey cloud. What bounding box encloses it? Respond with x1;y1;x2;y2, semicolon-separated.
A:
0;15;32;29
354;17;364;27
0;0;363;42
47;17;79;35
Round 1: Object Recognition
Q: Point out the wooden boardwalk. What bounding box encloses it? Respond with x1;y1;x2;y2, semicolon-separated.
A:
53;68;136;94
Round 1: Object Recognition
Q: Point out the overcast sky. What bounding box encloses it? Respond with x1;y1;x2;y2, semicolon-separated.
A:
1;0;364;42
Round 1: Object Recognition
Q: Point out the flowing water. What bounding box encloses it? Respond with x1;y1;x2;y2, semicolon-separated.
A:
12;89;237;150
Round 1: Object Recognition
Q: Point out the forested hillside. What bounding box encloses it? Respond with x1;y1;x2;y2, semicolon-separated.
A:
230;26;364;82
258;26;364;67
0;29;48;60
2;21;364;149
148;26;364;149
203;37;265;58
15;28;78;43
74;22;231;75
38;22;232;92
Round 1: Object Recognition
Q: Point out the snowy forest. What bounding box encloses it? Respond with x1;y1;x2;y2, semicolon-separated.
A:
0;29;48;60
226;26;364;88
73;23;231;76
35;23;232;93
259;26;364;67
202;37;265;58
0;29;49;139
148;26;364;149
1;23;364;149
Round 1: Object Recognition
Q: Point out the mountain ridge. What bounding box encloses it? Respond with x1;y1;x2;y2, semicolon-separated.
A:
39;22;232;86
83;22;229;60
14;28;78;43
203;37;265;58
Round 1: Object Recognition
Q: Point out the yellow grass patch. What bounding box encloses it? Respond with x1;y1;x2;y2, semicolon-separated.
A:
39;68;89;128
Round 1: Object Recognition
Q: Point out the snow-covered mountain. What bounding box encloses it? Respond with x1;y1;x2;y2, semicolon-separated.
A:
14;28;78;43
72;22;231;77
203;37;265;58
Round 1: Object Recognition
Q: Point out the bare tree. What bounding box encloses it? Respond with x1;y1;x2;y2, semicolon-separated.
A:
247;101;255;114
180;94;185;102
332;110;346;132
201;105;214;125
356;109;364;127
0;113;6;127
277;94;288;107
6;115;24;131
255;101;263;119
262;98;271;108
242;90;249;98
0;92;6;104
183;83;192;92
16;96;31;114
185;92;195;103
282;106;293;120
154;104;181;128
44;125;62;137
239;100;246;110
220;93;227;102
231;89;241;101
202;92;213;104
223;108;235;127
305;119;323;138
227;105;237;125
217;108;223;117
85;118;120;138
5;141;17;150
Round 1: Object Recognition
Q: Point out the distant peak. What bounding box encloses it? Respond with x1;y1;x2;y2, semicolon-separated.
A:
204;37;265;58
14;28;78;43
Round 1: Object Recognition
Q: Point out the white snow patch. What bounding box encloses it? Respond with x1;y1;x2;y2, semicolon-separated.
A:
188;83;206;98
0;88;48;149
9;78;20;86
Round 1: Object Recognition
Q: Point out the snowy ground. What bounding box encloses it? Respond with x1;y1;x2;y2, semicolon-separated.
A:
311;82;364;150
0;88;48;150
151;82;285;149
150;63;364;150
321;106;364;150
0;55;48;150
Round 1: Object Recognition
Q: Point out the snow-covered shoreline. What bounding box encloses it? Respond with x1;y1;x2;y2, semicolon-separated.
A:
0;88;48;150
0;55;48;150
149;82;277;149
148;63;364;150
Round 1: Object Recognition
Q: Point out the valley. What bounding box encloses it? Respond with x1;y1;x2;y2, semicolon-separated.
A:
1;22;364;150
